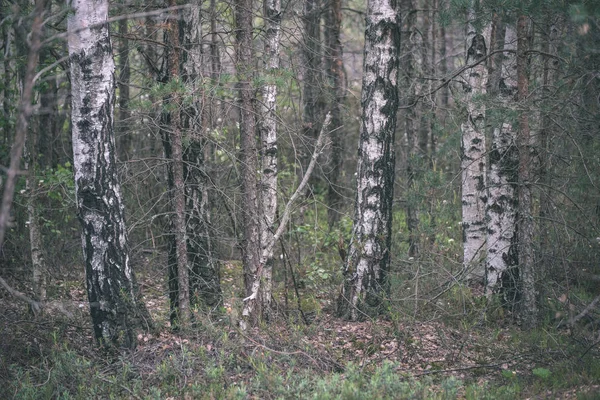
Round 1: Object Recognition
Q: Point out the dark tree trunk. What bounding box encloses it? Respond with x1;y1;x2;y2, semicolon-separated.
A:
117;14;131;160
324;0;345;228
516;14;538;328
234;0;262;329
165;0;191;329
181;0;222;310
302;0;324;185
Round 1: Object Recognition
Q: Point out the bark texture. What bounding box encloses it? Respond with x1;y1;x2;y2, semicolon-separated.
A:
324;0;346;228
337;0;400;321
68;0;149;347
485;19;518;297
182;0;222;310
461;28;488;281
247;0;282;322
516;15;538;328
235;0;262;329
165;0;191;329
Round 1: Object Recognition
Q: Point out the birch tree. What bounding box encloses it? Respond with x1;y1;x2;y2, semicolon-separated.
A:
485;17;518;297
461;13;488;282
337;0;400;321
252;0;282;321
68;0;150;347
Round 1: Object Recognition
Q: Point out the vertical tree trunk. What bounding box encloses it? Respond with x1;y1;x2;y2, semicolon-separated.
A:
251;0;282;321
461;21;488;282
235;0;262;329
165;0;191;329
337;0;400;321
302;0;324;180
117;13;131;160
400;0;419;258
68;0;150;348
324;0;345;228
485;18;519;298
26;117;46;301
516;14;538;328
181;0;222;310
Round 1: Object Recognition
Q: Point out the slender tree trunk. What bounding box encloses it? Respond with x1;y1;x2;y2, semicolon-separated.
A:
165;0;190;329
235;0;262;329
400;0;419;258
301;0;324;181
181;0;222;310
461;21;488;282
516;14;538;328
26;118;47;301
250;0;282;321
117;13;131;160
337;0;400;321
324;0;345;228
68;0;150;348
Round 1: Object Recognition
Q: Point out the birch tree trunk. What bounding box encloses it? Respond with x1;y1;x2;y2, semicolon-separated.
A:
461;18;488;282
250;0;282;321
485;18;519;297
516;14;538;328
337;0;400;321
68;0;150;347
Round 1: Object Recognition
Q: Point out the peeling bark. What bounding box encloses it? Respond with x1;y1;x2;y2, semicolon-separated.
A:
461;24;488;282
68;0;151;347
337;0;400;321
485;18;519;298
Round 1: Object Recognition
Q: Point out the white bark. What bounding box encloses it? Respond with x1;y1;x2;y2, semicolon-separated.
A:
485;23;518;295
461;26;489;281
255;0;282;319
68;0;144;346
337;0;399;321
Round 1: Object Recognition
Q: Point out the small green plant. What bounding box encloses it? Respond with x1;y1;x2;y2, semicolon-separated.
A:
532;367;552;380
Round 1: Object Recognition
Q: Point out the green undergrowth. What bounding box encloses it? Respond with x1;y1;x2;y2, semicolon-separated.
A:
4;323;598;400
5;348;523;400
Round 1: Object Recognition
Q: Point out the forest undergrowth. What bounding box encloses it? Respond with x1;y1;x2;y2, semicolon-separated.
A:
1;263;599;400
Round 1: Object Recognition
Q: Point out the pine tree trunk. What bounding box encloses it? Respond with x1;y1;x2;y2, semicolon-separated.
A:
165;0;190;329
400;0;419;258
461;22;488;282
324;0;345;228
235;0;262;329
68;0;150;347
117;13;131;160
337;0;400;321
181;0;222;310
516;14;538;328
301;0;324;183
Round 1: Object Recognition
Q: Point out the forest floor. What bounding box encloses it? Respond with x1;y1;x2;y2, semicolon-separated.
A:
1;265;600;399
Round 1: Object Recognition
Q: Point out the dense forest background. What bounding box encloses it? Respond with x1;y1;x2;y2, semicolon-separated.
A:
1;0;600;398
